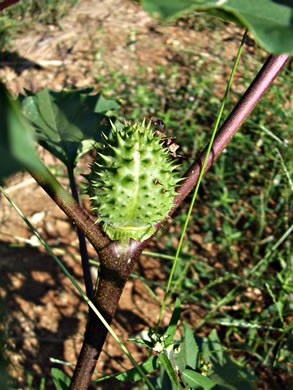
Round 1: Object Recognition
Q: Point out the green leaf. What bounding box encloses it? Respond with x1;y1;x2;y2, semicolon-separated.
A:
183;322;200;370
0;84;50;184
181;369;216;390
203;330;257;390
165;298;181;347
213;317;283;331
159;352;182;388
173;345;186;373
142;0;197;19
51;368;70;390
27;372;33;389
113;355;159;382
173;323;200;373
40;377;46;390
94;93;120;114
22;89;116;168
142;0;293;54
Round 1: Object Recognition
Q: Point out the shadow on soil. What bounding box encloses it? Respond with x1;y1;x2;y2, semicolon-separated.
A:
0;242;151;389
0;243;81;388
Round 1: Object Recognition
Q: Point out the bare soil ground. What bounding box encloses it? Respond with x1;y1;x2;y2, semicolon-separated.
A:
0;0;275;389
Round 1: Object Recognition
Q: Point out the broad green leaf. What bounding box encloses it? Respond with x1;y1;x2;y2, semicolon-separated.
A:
173;323;200;372
22;89;117;168
115;355;159;382
159;352;182;388
165;298;181;347
94;93;120;114
183;322;200;370
142;0;293;54
0;84;50;184
173;344;186;373
203;330;256;389
181;369;216;390
142;0;196;19
51;368;70;390
206;329;225;365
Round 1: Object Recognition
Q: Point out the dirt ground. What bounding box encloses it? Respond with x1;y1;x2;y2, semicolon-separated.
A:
0;0;266;389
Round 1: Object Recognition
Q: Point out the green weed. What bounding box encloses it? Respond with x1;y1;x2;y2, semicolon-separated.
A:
0;0;78;46
3;0;78;25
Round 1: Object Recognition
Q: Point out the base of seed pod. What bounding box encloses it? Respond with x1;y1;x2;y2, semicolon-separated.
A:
102;221;156;242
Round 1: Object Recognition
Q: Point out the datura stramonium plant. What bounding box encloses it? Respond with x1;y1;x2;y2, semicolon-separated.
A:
87;120;181;242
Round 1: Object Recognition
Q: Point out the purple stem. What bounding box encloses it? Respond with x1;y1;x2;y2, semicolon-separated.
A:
67;166;93;299
69;239;146;390
0;0;20;11
28;167;110;253
173;54;290;208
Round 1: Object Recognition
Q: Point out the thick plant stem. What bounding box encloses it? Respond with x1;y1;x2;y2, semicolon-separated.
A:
69;239;145;390
174;54;290;209
28;167;110;252
67;166;93;299
0;0;20;11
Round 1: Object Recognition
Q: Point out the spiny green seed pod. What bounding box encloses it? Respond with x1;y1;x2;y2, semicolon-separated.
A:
87;120;180;241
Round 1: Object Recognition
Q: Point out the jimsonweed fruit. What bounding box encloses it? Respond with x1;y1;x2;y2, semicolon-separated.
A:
87;120;180;241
